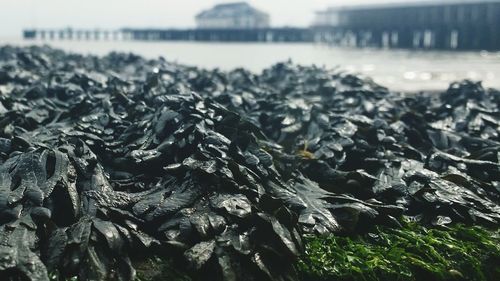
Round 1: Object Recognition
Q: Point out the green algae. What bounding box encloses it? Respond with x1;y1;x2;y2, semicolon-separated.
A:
297;223;500;281
135;257;192;281
133;224;500;281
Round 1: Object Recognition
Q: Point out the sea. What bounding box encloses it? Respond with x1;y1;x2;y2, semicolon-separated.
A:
2;37;500;92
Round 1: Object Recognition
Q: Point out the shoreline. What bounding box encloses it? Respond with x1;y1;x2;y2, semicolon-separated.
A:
1;40;499;92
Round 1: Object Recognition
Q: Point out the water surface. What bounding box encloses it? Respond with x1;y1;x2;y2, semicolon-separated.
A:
2;38;500;92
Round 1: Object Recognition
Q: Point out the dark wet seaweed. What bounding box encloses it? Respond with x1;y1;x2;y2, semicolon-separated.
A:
0;46;499;281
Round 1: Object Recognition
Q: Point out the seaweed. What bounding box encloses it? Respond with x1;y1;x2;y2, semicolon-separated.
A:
298;223;500;281
135;257;192;281
0;46;499;281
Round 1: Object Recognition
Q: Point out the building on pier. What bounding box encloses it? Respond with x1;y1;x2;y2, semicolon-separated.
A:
195;2;270;29
313;0;500;50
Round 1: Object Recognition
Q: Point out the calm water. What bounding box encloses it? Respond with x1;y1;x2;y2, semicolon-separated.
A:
2;38;500;92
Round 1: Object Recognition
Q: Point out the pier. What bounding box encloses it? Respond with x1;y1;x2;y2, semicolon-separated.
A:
22;1;500;51
22;28;313;43
313;0;500;50
121;28;312;42
23;28;131;41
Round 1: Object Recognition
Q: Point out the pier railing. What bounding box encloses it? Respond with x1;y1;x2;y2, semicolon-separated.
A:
22;28;313;43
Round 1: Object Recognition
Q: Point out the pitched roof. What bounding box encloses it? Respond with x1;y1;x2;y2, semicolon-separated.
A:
196;2;268;19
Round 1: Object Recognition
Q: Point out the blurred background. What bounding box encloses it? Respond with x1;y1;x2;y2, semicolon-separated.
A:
1;0;500;92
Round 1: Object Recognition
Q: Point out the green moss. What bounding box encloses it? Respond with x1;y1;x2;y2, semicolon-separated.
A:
135;257;192;281
131;224;500;281
297;223;500;281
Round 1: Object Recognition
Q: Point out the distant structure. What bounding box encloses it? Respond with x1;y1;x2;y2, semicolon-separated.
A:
195;2;270;29
22;0;500;50
313;0;500;50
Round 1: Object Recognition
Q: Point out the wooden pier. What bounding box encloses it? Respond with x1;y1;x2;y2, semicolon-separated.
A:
22;28;313;43
122;28;313;42
23;28;131;41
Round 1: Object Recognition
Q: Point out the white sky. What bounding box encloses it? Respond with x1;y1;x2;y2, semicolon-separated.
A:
1;0;403;37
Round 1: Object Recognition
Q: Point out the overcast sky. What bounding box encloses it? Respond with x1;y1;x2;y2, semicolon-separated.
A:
1;0;403;37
